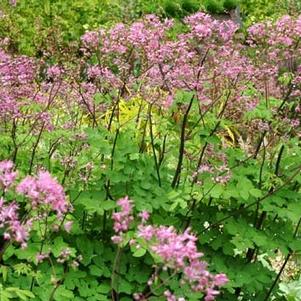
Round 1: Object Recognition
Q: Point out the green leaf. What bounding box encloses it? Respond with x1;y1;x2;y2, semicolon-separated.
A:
132;248;146;257
236;177;253;201
76;236;93;265
89;265;103;276
117;279;133;294
210;184;224;198
51;237;69;258
0;265;8;282
249;188;263;198
54;286;74;301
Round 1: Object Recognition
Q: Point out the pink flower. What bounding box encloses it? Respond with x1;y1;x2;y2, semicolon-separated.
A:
57;248;72;263
138;211;150;223
138;225;154;240
0;198;30;246
205;288;220;301
0;160;17;191
64;221;73;233
291;119;300;128
81;31;100;49
47;65;63;80
164;290;177;301
137;223;227;300
163;94;174;109
87;65;102;79
36;252;49;263
111;196;134;244
111;235;123;244
17;171;70;218
213;273;228;286
3;232;10;240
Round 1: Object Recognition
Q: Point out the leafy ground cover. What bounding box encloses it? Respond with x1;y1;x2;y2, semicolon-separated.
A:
1;0;299;56
0;1;301;301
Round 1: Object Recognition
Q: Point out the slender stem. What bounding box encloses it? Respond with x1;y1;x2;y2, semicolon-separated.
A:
30;214;49;290
11;119;18;163
158;135;167;167
258;142;266;188
148;104;161;187
171;95;194;188
29;122;45;175
264;217;301;301
139;115;149;153
49;284;60;301
275;145;285;177
111;247;122;301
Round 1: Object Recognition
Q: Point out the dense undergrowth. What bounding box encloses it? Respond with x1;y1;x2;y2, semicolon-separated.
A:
1;0;300;56
1;1;301;301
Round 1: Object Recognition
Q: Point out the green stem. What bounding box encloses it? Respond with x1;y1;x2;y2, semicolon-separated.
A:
111;247;122;301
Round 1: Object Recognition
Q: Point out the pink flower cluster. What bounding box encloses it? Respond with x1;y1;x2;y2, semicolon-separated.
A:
110;197;227;299
0;160;17;191
247;15;301;74
193;160;232;186
81;30;100;50
0;54;35;86
46;65;63;81
185;12;238;42
17;171;70;218
0;198;30;248
164;290;185;301
57;247;72;263
111;196;134;244
78;12;261;117
137;225;228;300
0;160;73;248
0;51;36;117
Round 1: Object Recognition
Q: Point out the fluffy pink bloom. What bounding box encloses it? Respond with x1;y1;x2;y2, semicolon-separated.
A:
64;221;73;233
47;65;63;80
81;31;100;49
111;235;123;244
0;160;17;191
205;288;220;301
36;252;49;263
17;171;70;218
138;211;150;223
57;248;72;263
87;65;102;79
213;274;228;286
111;196;134;243
163;94;174;109
137;224;153;240
291;119;300;128
248;23;266;39
0;198;30;246
137;224;227;300
0;199;18;222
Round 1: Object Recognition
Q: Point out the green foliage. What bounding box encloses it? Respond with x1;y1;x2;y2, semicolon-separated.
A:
0;0;117;56
0;3;301;301
239;0;301;26
223;0;238;10
0;284;34;301
203;0;225;14
0;0;242;57
278;277;301;301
